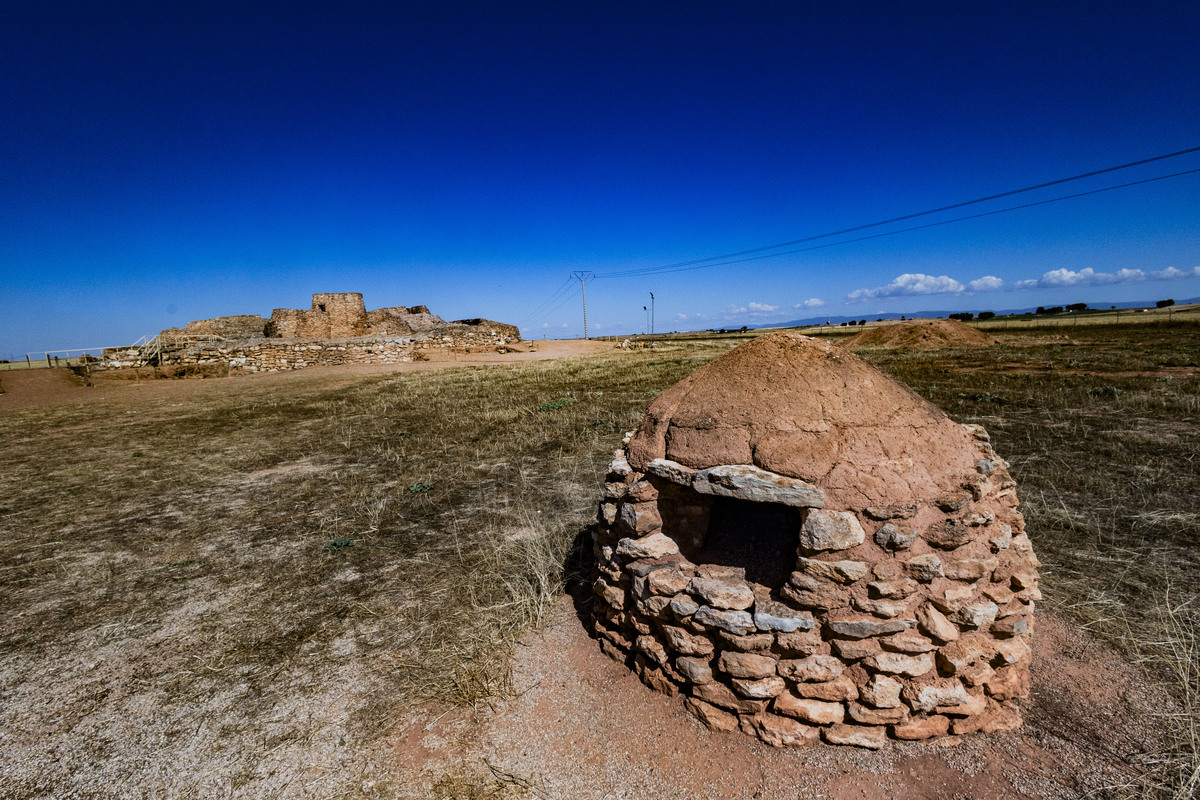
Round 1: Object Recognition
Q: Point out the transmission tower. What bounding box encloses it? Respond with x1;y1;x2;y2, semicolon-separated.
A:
571;271;594;339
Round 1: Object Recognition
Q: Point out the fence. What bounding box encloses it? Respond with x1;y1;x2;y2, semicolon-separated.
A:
0;333;229;372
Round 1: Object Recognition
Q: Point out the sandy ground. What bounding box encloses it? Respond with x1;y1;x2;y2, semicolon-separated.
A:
0;339;614;413
382;596;1167;800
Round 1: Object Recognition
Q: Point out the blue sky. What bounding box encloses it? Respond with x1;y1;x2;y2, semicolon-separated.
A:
2;1;1198;356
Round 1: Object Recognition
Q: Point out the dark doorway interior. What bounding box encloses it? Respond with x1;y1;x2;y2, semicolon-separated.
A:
692;497;802;591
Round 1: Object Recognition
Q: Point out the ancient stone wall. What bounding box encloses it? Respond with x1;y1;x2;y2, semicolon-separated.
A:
264;308;314;338
266;293;369;338
101;327;515;372
184;315;268;338
311;292;369;337
592;424;1037;749
452;319;521;340
367;306;446;334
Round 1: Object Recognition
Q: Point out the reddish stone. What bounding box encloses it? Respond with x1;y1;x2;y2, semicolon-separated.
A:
790;674;859;702
892;714;951;740
684;697;739;732
774;692;845;725
717;650;777;679
822;723;887;749
693;680;769;714
740;712;820;748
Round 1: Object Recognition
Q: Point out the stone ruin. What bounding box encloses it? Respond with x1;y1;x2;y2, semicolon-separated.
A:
591;332;1038;749
101;292;521;373
173;292;519;341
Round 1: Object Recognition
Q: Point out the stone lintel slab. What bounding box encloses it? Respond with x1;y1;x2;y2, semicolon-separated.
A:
693;464;825;508
647;458;824;508
646;458;697;485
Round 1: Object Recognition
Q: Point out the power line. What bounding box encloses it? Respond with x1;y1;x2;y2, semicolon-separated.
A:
523;284;582;331
515;276;576;327
597;145;1200;279
598;165;1200;279
513;146;1200;329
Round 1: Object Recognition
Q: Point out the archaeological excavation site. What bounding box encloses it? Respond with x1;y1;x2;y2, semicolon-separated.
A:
591;332;1039;749
99;292;520;373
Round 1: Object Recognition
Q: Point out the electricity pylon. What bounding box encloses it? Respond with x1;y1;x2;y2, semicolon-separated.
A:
571;271;594;339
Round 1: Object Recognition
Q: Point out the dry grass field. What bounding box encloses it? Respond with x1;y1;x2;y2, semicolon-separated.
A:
1;325;1197;799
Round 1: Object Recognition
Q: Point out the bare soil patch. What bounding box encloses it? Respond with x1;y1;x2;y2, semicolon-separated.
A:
416;598;1168;800
0;338;612;413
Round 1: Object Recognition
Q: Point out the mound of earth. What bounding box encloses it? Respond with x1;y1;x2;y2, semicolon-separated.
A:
839;318;998;349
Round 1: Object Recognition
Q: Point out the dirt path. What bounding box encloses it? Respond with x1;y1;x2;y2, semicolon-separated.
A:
384;597;1167;799
0;339;615;413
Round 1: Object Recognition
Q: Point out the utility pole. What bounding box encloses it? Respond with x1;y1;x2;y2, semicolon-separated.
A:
571;271;594;339
649;292;655;347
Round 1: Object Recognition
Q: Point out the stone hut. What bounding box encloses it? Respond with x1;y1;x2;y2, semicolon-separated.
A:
592;333;1038;749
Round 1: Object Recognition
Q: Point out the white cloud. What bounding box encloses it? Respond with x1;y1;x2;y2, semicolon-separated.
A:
968;275;1004;292
794;297;825;308
675;313;688;320
845;273;965;303
724;302;778;318
1152;266;1200;280
1038;267;1133;286
1013;265;1200;290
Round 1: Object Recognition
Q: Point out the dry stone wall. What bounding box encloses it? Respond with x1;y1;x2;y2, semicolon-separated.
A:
102;330;514;372
592;424;1038;749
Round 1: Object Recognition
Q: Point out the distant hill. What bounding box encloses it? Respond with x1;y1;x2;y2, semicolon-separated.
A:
751;296;1200;330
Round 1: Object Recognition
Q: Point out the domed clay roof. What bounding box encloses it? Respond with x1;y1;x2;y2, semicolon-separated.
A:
625;332;983;509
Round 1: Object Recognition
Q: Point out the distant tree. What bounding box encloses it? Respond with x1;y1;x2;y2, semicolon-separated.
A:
1066;302;1088;312
859;320;866;326
1157;298;1176;308
1035;306;1046;315
876;318;883;322
1043;306;1064;315
847;320;857;326
949;312;974;321
900;316;906;321
977;311;995;320
739;326;747;332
